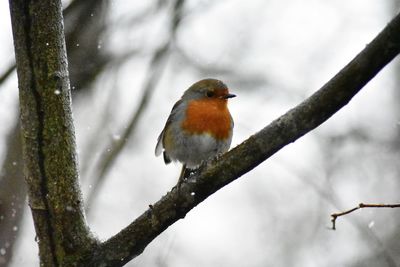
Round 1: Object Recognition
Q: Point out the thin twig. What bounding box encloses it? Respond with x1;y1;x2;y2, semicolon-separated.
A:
331;203;400;230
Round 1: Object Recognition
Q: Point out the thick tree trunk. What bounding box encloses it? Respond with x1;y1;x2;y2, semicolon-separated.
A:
8;0;95;265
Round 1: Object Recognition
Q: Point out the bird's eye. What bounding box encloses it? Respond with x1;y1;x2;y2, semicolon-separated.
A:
206;91;214;97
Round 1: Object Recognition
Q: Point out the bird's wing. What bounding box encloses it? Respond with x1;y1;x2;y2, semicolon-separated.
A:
154;99;183;157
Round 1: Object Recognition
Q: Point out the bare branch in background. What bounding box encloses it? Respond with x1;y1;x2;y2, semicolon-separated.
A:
331;203;400;230
0;123;26;266
0;64;16;86
63;0;110;93
0;0;110;92
85;0;185;210
112;1;160;30
175;45;278;96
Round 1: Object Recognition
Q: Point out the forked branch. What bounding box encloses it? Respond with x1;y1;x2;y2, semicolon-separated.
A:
331;203;400;230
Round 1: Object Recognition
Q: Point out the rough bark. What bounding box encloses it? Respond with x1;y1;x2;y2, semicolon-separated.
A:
9;0;96;266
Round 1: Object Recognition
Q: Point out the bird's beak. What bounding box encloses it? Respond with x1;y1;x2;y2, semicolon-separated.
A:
222;93;236;99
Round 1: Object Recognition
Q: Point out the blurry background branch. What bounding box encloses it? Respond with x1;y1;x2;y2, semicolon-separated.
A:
0;0;109;90
0;123;25;266
85;11;400;266
84;0;185;211
0;64;16;86
63;0;110;93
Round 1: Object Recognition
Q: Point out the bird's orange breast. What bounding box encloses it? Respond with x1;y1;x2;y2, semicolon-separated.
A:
181;98;232;140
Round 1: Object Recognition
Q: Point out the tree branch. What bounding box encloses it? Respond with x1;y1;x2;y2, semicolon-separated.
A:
84;11;400;267
331;203;400;230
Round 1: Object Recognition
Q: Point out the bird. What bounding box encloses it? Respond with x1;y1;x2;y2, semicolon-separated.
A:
155;78;236;186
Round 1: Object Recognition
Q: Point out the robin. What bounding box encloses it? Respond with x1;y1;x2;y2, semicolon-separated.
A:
155;78;236;185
